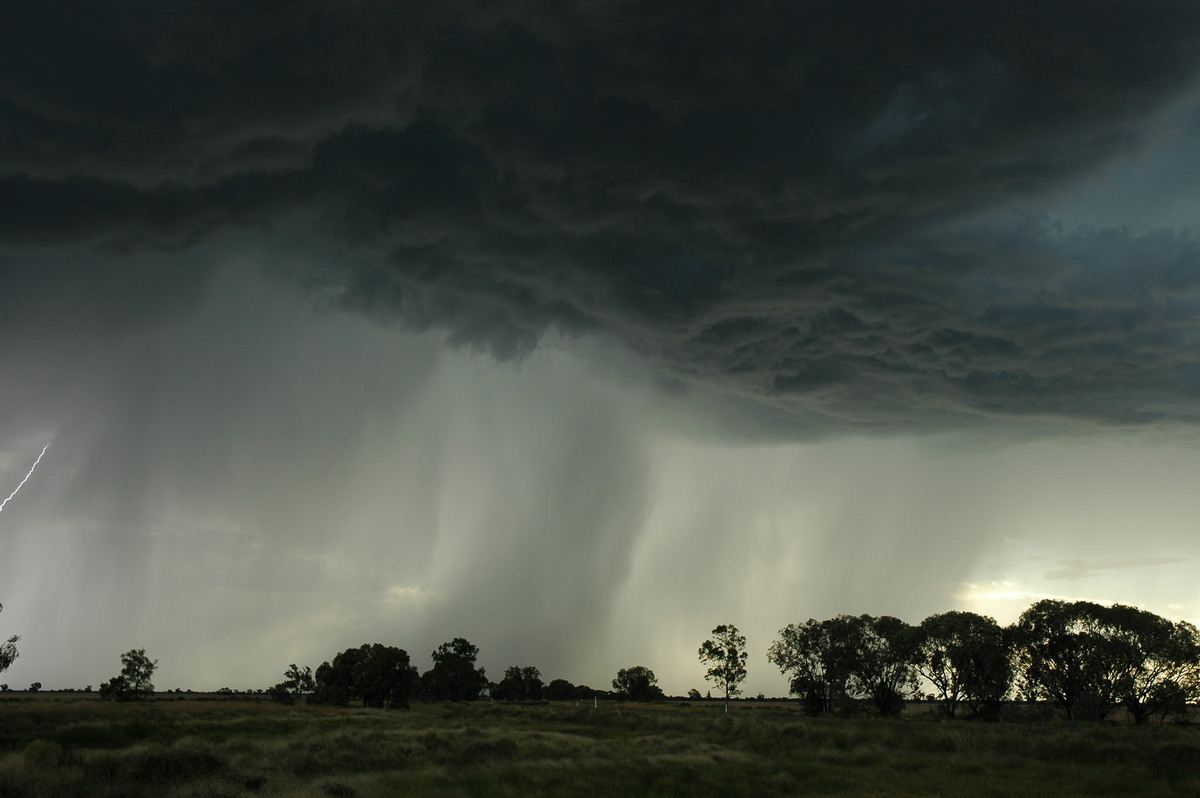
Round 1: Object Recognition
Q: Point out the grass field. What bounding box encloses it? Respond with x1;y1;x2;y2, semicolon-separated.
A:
1;697;1197;797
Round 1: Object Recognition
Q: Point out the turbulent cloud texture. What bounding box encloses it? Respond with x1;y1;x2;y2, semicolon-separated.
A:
5;2;1200;433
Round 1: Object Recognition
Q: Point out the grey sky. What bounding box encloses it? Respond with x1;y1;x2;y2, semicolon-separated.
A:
3;2;1200;696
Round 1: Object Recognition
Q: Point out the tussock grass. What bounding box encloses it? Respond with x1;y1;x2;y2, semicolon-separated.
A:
0;699;1198;796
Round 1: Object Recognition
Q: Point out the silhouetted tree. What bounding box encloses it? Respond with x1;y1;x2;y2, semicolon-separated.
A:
1011;599;1142;721
571;683;598;700
286;663;315;695
1100;604;1199;725
612;666;665;701
99;649;156;701
311;643;418;709
770;614;918;716
422;638;487;701
916;611;1012;719
269;663;316;705
543;678;576;701
0;604;18;676
1147;680;1191;725
699;624;749;700
492;666;544;702
768;617;858;715
849;615;921;716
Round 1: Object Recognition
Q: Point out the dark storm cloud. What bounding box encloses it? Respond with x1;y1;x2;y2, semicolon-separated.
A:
5;1;1200;433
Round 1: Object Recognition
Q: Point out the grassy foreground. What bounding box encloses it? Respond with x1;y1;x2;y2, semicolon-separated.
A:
1;698;1198;797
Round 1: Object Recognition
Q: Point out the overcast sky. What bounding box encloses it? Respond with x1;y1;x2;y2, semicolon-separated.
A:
4;2;1200;697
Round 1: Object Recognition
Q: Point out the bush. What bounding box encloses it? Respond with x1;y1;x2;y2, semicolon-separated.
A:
118;741;224;785
23;740;70;768
268;682;296;705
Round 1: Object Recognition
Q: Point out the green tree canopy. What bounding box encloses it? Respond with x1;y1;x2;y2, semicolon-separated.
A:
543;678;576;701
269;663;315;705
1011;599;1163;721
767;616;858;715
422;637;488;701
1105;605;1200;725
612;665;665;701
312;643;418;709
916;610;1012;718
698;624;749;700
99;648;157;702
846;614;921;716
1014;601;1200;724
770;614;919;716
492;666;544;702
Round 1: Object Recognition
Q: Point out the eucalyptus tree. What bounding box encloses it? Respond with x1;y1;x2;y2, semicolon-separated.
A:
270;663;315;704
1008;599;1197;722
0;604;16;675
612;665;665;701
312;643;418;708
99;648;157;701
1012;600;1118;720
767;616;859;715
916;611;1012;718
422;637;488;701
770;614;919;716
698;624;749;701
493;666;544;702
1103;604;1200;725
849;614;921;716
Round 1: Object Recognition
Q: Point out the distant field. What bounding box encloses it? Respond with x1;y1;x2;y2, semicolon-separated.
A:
1;698;1197;797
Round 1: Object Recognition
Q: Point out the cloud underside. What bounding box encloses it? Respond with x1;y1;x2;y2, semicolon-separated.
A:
5;1;1200;435
1043;557;1189;581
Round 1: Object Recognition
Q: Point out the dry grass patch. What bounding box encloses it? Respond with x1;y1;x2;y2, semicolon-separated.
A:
2;699;1199;796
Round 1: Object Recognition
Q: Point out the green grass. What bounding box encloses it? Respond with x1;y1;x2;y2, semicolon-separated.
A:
0;698;1196;797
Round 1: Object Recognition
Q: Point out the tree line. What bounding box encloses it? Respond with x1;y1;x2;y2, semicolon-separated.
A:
766;600;1200;724
6;598;1199;723
264;638;669;708
684;602;1200;725
259;598;1200;724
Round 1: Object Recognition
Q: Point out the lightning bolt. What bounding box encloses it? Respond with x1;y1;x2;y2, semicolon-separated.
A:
0;444;49;512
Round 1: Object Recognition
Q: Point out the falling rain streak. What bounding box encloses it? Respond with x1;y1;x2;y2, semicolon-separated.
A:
0;444;49;512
